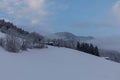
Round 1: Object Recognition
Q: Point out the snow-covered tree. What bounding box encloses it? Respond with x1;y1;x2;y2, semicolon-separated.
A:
5;35;21;53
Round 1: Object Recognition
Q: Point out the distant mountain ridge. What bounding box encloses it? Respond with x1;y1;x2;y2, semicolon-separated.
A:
46;32;94;42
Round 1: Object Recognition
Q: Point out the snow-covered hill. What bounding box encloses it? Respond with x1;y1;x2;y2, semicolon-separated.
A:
45;32;94;41
0;46;120;80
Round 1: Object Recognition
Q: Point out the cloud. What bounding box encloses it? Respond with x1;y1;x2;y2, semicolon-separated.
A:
0;0;69;34
0;0;65;34
27;0;44;10
70;21;114;28
112;0;120;22
0;0;50;26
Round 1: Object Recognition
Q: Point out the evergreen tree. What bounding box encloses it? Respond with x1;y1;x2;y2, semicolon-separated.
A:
89;44;94;55
84;43;89;53
76;42;80;50
94;46;99;56
75;42;99;57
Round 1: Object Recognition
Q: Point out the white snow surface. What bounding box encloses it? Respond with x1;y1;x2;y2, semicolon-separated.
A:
0;46;120;80
0;32;6;38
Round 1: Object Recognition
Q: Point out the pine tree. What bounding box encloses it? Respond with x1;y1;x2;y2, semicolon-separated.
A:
76;42;80;50
89;44;94;55
94;46;99;56
84;43;89;53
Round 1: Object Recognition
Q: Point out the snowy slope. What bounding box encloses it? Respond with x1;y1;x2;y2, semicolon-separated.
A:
0;46;120;80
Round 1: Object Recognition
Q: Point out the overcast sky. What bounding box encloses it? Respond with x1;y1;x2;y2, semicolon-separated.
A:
0;0;120;36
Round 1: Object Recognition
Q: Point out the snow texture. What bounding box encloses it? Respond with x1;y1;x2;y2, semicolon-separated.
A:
0;46;120;80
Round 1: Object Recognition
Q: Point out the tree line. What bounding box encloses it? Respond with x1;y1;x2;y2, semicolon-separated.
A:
76;42;99;56
47;39;99;57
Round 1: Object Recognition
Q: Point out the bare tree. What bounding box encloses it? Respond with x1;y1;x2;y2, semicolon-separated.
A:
5;35;21;53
